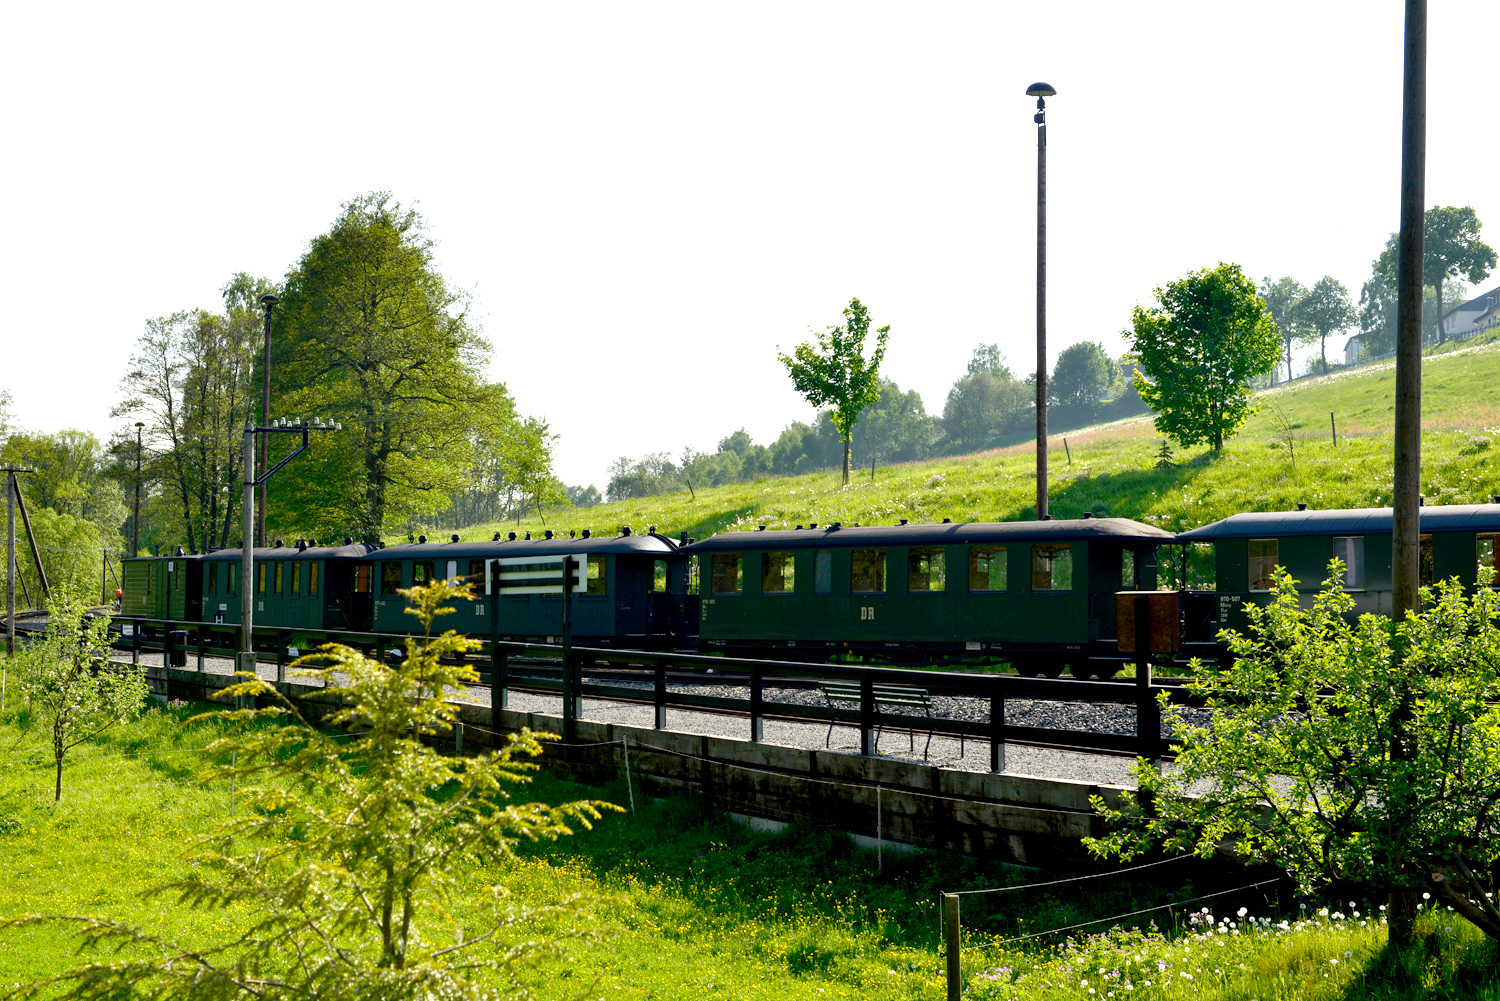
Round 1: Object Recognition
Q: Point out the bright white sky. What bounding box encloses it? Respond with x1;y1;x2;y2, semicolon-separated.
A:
3;1;1498;489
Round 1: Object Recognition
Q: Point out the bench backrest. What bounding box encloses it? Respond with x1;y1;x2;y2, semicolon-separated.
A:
819;681;932;710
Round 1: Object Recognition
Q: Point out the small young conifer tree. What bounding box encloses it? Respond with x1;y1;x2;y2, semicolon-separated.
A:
3;578;619;999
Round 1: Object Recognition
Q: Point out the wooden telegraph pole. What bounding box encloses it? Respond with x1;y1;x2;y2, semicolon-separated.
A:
1392;0;1425;621
1027;82;1057;520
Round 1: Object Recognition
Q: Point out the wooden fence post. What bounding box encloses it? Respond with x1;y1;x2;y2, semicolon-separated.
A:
944;893;961;1001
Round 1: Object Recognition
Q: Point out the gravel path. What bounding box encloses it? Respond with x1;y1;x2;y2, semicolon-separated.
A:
112;652;1194;788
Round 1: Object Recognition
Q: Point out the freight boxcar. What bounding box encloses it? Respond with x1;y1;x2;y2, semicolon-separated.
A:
119;553;201;628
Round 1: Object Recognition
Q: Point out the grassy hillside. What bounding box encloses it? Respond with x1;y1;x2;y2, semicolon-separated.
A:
433;338;1500;545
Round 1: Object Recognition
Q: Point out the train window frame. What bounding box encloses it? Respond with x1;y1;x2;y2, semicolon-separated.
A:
380;561;403;596
468;559;486;590
208;564;218;594
355;564;372;594
711;553;742;595
1031;544;1073;592
814;550;832;594
851;549;886;594
1480;534;1499;586
228;564;237;594
587;555;607;595
652;559;668;593
290;562;301;596
761;551;795;594
1420;535;1432;587
968;545;1007;592
1332;536;1365;590
309;561;319;596
907;547;945;593
412;561;435;587
256;563;266;595
1248;538;1279;591
1122;549;1136;589
273;562;284;595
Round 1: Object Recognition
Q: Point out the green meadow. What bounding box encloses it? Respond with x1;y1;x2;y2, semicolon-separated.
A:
437;337;1500;548
0;705;1496;999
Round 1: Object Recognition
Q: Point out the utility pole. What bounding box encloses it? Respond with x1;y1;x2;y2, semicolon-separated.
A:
132;421;144;557
1027;82;1056;521
257;294;278;549
1392;0;1425;622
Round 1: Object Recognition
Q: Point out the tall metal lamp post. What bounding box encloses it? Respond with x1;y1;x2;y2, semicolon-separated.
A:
132;421;145;557
1027;81;1056;521
257;294;278;549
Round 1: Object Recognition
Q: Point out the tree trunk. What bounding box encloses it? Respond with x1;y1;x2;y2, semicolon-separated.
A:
1286;340;1294;383
54;749;63;802
841;436;850;485
1320;333;1327;373
1435;277;1445;343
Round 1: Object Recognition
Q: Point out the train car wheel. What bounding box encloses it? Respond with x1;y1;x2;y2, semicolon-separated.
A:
1091;662;1122;680
1015;661;1040;678
1039;661;1064;679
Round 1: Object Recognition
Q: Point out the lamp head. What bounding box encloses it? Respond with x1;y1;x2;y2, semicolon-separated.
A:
260;293;280;308
134;421;144;429
1025;82;1057;98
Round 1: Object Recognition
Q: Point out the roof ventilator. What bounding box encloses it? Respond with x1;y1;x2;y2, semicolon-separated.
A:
508;532;517;541
582;529;591;539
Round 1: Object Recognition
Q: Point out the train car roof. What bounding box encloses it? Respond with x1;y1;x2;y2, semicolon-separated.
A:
683;517;1176;552
1178;503;1500;540
198;543;381;562
374;533;678;558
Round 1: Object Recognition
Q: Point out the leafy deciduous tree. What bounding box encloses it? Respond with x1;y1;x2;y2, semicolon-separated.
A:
777;298;890;485
1049;341;1116;410
1128;262;1281;452
16;587;148;801
1258;276;1309;382
1425;205;1497;344
1088;564;1500;946
1293;275;1356;373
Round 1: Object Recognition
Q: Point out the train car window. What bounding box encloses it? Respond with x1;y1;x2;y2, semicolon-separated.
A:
1031;544;1073;591
652;560;668;593
1248;539;1279;591
587;555;608;594
1332;537;1365;589
355;564;372;593
711;553;742;594
273;562;284;595
851;549;886;593
761;551;795;593
381;562;403;595
228;564;237;594
908;548;945;592
814;551;831;594
208;564;218;594
290;562;301;596
145;567;153;596
309;562;319;595
1479;534;1499;585
1420;535;1432;587
257;564;266;595
968;546;1007;591
1121;550;1136;589
445;560;459;582
688;555;701;594
412;561;434;586
467;560;486;590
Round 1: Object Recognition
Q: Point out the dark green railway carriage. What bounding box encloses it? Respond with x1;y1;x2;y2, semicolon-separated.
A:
682;517;1176;675
1177;503;1500;643
196;542;381;634
367;532;685;642
120;554;202;624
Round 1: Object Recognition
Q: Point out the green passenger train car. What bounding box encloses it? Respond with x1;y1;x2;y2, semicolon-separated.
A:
120;554;201;625
681;517;1177;676
1177;503;1500;644
367;532;686;643
196;542;382;634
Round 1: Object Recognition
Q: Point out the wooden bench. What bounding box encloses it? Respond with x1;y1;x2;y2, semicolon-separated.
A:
819;681;936;759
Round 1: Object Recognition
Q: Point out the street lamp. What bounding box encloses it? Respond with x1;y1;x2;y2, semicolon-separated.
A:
132;421;145;557
1026;81;1056;521
257;293;278;549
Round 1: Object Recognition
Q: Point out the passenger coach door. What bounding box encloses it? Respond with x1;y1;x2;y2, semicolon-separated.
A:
324;561;374;632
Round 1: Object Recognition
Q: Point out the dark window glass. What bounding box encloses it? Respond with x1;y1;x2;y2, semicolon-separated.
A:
469;560;486;589
381;562;403;595
814;551;831;594
851;549;886;593
711;553;742;594
652;560;668;593
968;546;1007;591
587;555;607;595
908;548;945;592
412;561;434;586
1248;539;1278;591
208;564;218;594
1031;544;1073;591
355;565;372;593
309;562;319;595
761;551;795;593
